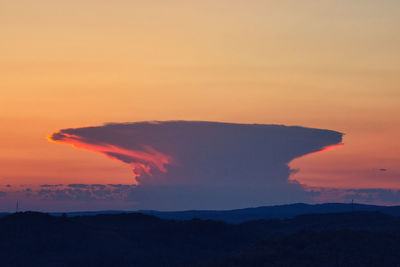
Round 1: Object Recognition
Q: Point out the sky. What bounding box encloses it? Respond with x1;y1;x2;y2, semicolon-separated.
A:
1;0;400;211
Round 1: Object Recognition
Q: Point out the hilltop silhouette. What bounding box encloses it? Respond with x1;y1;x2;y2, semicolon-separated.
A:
1;208;400;266
140;202;400;223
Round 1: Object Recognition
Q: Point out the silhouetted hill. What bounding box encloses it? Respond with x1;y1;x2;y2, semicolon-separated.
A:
1;210;400;266
39;203;400;224
140;203;400;223
51;210;131;217
209;230;400;267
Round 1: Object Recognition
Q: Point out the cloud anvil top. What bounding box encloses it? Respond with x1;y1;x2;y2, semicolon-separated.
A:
46;121;343;209
48;131;172;182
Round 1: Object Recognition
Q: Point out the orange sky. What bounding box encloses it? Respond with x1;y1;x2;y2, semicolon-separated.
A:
1;1;400;193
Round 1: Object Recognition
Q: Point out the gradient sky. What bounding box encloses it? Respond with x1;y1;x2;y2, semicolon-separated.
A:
1;0;400;211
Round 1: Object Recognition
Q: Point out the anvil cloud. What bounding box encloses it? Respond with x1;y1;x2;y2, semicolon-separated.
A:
48;121;343;209
49;131;172;182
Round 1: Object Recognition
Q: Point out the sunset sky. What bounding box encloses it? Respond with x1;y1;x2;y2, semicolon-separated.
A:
1;0;400;211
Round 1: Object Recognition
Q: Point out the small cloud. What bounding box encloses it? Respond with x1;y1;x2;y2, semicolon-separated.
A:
35;184;135;202
68;184;90;189
91;184;106;189
40;184;63;188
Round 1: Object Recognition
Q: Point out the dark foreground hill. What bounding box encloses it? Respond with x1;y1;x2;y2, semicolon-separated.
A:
1;211;400;266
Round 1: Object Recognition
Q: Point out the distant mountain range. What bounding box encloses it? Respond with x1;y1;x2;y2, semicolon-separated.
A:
2;203;400;223
139;203;400;223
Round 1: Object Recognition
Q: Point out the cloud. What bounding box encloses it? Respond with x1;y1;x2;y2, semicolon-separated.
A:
49;128;172;181
36;184;135;202
47;121;343;210
6;183;400;212
40;184;64;188
68;184;90;189
343;188;400;204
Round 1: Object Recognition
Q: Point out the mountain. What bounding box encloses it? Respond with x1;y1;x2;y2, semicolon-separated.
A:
42;203;400;223
1;210;400;266
139;203;400;223
51;210;130;217
0;212;9;218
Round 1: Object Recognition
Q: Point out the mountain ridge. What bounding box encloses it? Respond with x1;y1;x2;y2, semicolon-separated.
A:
139;202;400;223
4;203;400;223
1;209;400;266
0;202;393;223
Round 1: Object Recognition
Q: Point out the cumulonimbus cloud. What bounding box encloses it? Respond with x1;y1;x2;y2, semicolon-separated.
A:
47;121;343;209
48;129;172;182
